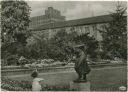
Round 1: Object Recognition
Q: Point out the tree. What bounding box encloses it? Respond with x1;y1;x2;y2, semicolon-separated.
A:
73;33;99;61
50;28;99;62
26;30;53;59
1;1;31;65
49;29;70;61
1;0;31;44
100;2;127;60
26;28;78;61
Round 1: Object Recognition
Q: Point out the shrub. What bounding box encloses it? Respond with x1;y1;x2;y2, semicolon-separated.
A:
1;77;31;91
18;56;30;66
6;54;19;65
42;84;71;91
1;77;72;91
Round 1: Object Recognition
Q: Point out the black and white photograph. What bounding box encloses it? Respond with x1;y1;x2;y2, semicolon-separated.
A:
1;0;127;91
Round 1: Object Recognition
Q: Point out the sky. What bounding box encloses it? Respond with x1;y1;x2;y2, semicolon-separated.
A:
27;1;127;20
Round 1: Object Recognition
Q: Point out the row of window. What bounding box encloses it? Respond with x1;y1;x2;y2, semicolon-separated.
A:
47;25;97;36
32;23;106;41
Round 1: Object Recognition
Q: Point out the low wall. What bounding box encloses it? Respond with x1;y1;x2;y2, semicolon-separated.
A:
1;63;126;76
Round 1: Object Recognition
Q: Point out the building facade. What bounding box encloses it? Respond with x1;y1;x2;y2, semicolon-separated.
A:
29;7;65;29
32;15;112;42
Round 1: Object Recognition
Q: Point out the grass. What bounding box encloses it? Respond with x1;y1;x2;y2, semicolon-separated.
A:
89;67;127;91
7;66;127;91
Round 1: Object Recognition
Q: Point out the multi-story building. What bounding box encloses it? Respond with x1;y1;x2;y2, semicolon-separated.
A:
32;14;113;42
29;7;65;29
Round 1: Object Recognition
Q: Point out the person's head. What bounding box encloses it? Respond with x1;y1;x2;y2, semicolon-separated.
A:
31;70;38;78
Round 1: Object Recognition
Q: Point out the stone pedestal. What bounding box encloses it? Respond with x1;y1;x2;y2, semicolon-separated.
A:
70;81;90;91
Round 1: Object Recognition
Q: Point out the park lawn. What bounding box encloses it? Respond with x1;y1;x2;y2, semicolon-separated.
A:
89;67;127;91
8;67;127;91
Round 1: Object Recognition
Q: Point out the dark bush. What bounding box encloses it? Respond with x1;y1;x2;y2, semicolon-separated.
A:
1;77;72;91
1;77;32;91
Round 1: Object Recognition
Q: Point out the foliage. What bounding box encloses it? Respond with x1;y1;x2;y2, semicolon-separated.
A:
1;77;32;91
26;28;99;62
42;84;71;91
6;54;19;65
73;33;99;60
1;42;18;56
1;0;31;66
1;77;71;91
1;49;19;66
26;32;50;59
1;0;31;44
100;2;127;60
1;41;30;65
49;29;73;61
26;28;76;62
18;56;30;65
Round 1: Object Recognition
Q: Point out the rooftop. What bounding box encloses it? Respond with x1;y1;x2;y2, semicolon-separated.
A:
32;14;113;31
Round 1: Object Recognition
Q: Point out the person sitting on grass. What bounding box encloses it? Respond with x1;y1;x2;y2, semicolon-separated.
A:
31;69;45;91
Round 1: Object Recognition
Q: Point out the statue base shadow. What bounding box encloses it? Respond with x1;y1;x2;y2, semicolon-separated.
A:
70;80;90;91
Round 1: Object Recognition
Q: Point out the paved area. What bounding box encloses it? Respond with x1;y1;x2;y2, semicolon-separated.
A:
1;89;7;92
7;66;126;78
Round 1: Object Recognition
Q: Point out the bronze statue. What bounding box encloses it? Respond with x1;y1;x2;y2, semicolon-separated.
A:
74;44;91;83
